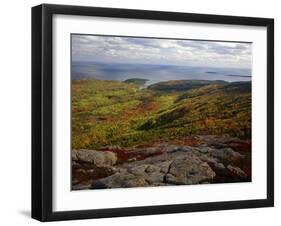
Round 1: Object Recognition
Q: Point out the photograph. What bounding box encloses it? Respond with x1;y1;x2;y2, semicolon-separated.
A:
71;34;252;190
30;3;274;221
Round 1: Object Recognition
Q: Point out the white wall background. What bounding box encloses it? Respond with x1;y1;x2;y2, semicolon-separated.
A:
0;0;279;225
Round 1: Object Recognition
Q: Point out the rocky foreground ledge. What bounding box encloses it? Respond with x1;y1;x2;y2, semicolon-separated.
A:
72;135;251;190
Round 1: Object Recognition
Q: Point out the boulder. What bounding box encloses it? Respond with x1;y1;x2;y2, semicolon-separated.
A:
211;148;244;164
157;161;173;173
145;172;164;183
145;165;161;174
92;172;135;189
198;155;219;165
166;159;215;185
73;149;117;167
214;162;225;171
197;146;214;154
71;151;78;161
227;165;247;178
72;183;92;190
128;165;149;175
122;178;149;187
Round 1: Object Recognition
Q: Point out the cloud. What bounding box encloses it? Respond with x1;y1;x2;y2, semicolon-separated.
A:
72;35;252;69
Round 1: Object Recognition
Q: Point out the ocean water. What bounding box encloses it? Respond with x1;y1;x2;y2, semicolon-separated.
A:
72;61;251;85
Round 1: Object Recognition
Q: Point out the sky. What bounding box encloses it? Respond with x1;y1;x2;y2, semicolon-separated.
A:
72;35;252;69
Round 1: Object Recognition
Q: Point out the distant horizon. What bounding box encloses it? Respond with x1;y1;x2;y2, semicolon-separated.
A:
72;60;252;71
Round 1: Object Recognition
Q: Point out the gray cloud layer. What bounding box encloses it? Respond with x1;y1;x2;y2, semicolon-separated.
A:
72;35;252;69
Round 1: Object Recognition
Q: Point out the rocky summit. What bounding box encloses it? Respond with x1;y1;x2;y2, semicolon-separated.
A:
72;135;251;190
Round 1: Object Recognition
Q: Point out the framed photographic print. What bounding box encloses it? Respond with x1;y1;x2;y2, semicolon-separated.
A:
32;4;274;221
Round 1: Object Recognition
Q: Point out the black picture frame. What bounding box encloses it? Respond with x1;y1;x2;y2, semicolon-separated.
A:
32;4;274;222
